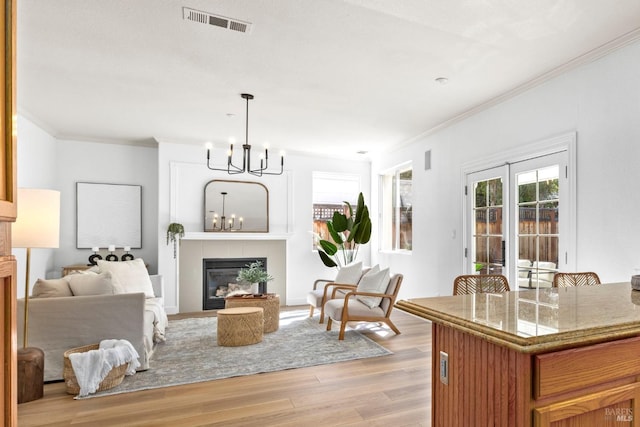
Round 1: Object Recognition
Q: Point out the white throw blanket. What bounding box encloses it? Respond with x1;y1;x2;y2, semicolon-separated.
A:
68;339;140;397
145;297;168;343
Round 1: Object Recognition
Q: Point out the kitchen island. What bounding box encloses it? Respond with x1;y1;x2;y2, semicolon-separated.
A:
396;282;640;426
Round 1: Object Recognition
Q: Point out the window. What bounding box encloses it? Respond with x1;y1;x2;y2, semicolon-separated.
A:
380;164;412;251
311;172;360;250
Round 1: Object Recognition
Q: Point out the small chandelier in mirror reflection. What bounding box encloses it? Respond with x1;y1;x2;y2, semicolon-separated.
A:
206;93;284;176
210;192;243;232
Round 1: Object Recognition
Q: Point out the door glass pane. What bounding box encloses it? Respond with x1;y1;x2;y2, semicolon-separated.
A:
488;207;503;235
516;165;559;288
487;236;504;275
475;181;487;208
473;175;504;276
487;178;502;206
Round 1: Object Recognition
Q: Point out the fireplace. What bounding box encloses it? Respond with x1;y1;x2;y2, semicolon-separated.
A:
203;257;268;310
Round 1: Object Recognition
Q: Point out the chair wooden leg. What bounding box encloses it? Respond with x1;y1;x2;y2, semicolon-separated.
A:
319;306;325;324
326;318;332;331
385;319;401;335
339;322;346;340
309;305;314;317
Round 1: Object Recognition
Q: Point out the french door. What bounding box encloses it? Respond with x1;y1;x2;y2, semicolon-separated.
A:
466;150;570;289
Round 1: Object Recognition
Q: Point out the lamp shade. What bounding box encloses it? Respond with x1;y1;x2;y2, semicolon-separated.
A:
12;188;60;249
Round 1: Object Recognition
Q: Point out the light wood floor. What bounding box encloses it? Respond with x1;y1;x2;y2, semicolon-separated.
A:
18;307;432;426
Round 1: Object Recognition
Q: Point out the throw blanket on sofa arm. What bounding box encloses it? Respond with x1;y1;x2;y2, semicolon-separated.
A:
145;297;168;343
69;339;140;397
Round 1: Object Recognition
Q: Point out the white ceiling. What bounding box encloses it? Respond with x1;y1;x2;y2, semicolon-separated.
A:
17;1;640;159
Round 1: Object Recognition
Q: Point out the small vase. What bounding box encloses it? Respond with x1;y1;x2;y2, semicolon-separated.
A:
251;283;259;294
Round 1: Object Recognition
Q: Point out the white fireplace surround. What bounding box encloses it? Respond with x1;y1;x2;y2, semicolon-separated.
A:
178;233;288;313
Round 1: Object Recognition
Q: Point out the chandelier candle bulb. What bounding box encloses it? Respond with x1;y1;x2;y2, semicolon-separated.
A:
108;245;115;252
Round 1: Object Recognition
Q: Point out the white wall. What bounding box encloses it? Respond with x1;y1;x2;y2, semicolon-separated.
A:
13;116;59;298
372;39;640;298
157;142;371;313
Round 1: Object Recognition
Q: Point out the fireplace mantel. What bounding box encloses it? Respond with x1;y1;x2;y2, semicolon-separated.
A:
183;232;291;241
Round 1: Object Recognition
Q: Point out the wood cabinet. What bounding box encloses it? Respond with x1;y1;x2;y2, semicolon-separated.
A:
429;322;640;426
397;284;640;427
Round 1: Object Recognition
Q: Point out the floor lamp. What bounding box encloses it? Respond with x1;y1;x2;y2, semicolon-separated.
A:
12;188;60;403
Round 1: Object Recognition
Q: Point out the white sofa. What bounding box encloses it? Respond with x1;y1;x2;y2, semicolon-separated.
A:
17;274;167;382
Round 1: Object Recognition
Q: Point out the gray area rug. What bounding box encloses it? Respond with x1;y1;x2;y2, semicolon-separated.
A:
81;310;392;398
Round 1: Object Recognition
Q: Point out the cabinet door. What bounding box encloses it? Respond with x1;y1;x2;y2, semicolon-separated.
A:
1;0;18;425
534;382;640;427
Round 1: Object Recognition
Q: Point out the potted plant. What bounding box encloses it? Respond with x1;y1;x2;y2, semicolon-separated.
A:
236;260;274;294
166;222;185;259
315;192;372;268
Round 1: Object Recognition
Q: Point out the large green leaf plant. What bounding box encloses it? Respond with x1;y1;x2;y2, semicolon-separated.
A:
316;192;372;268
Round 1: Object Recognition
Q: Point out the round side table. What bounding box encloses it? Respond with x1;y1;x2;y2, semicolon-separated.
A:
217;307;264;347
225;294;280;333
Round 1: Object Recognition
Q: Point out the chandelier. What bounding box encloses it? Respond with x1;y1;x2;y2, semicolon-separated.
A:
207;93;284;176
210;192;243;231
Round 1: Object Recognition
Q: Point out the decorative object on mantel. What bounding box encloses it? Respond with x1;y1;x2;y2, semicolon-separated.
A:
315;192;372;268
121;246;134;261
236;260;274;294
105;244;118;262
210;191;243;231
88;247;103;265
206;93;284;177
12;188;61;403
166;223;185;259
631;275;640;291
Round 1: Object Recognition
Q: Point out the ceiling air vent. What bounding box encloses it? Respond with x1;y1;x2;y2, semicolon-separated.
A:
183;7;252;34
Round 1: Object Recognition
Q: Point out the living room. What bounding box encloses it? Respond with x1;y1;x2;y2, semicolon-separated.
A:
17;39;640;312
10;1;640;425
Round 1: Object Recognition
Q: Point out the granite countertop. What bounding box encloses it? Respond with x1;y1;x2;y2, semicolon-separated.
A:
396;282;640;353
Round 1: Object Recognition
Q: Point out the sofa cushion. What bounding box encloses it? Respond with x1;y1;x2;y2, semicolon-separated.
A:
334;261;362;285
32;278;73;298
355;267;390;308
68;271;122;296
97;258;155;297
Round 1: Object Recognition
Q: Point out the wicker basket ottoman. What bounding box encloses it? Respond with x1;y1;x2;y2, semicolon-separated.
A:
225;294;280;333
217;307;264;347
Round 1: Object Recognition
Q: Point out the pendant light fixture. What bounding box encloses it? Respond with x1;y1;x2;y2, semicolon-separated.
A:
207;93;284;176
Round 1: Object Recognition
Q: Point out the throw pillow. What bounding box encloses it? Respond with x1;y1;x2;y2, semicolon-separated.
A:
334;261;363;285
356;267;390;309
68;271;120;296
97;258;155;297
31;278;73;298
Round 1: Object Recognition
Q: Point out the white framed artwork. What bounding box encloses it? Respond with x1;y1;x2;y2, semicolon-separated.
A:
76;182;142;249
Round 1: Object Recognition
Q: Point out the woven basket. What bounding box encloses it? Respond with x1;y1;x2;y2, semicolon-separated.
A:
63;344;127;395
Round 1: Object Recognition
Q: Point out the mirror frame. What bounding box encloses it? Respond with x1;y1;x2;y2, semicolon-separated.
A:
204;179;269;233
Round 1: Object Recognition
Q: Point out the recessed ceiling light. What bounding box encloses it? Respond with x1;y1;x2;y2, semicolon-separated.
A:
357;150;368;155
435;77;449;85
226;113;235;118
